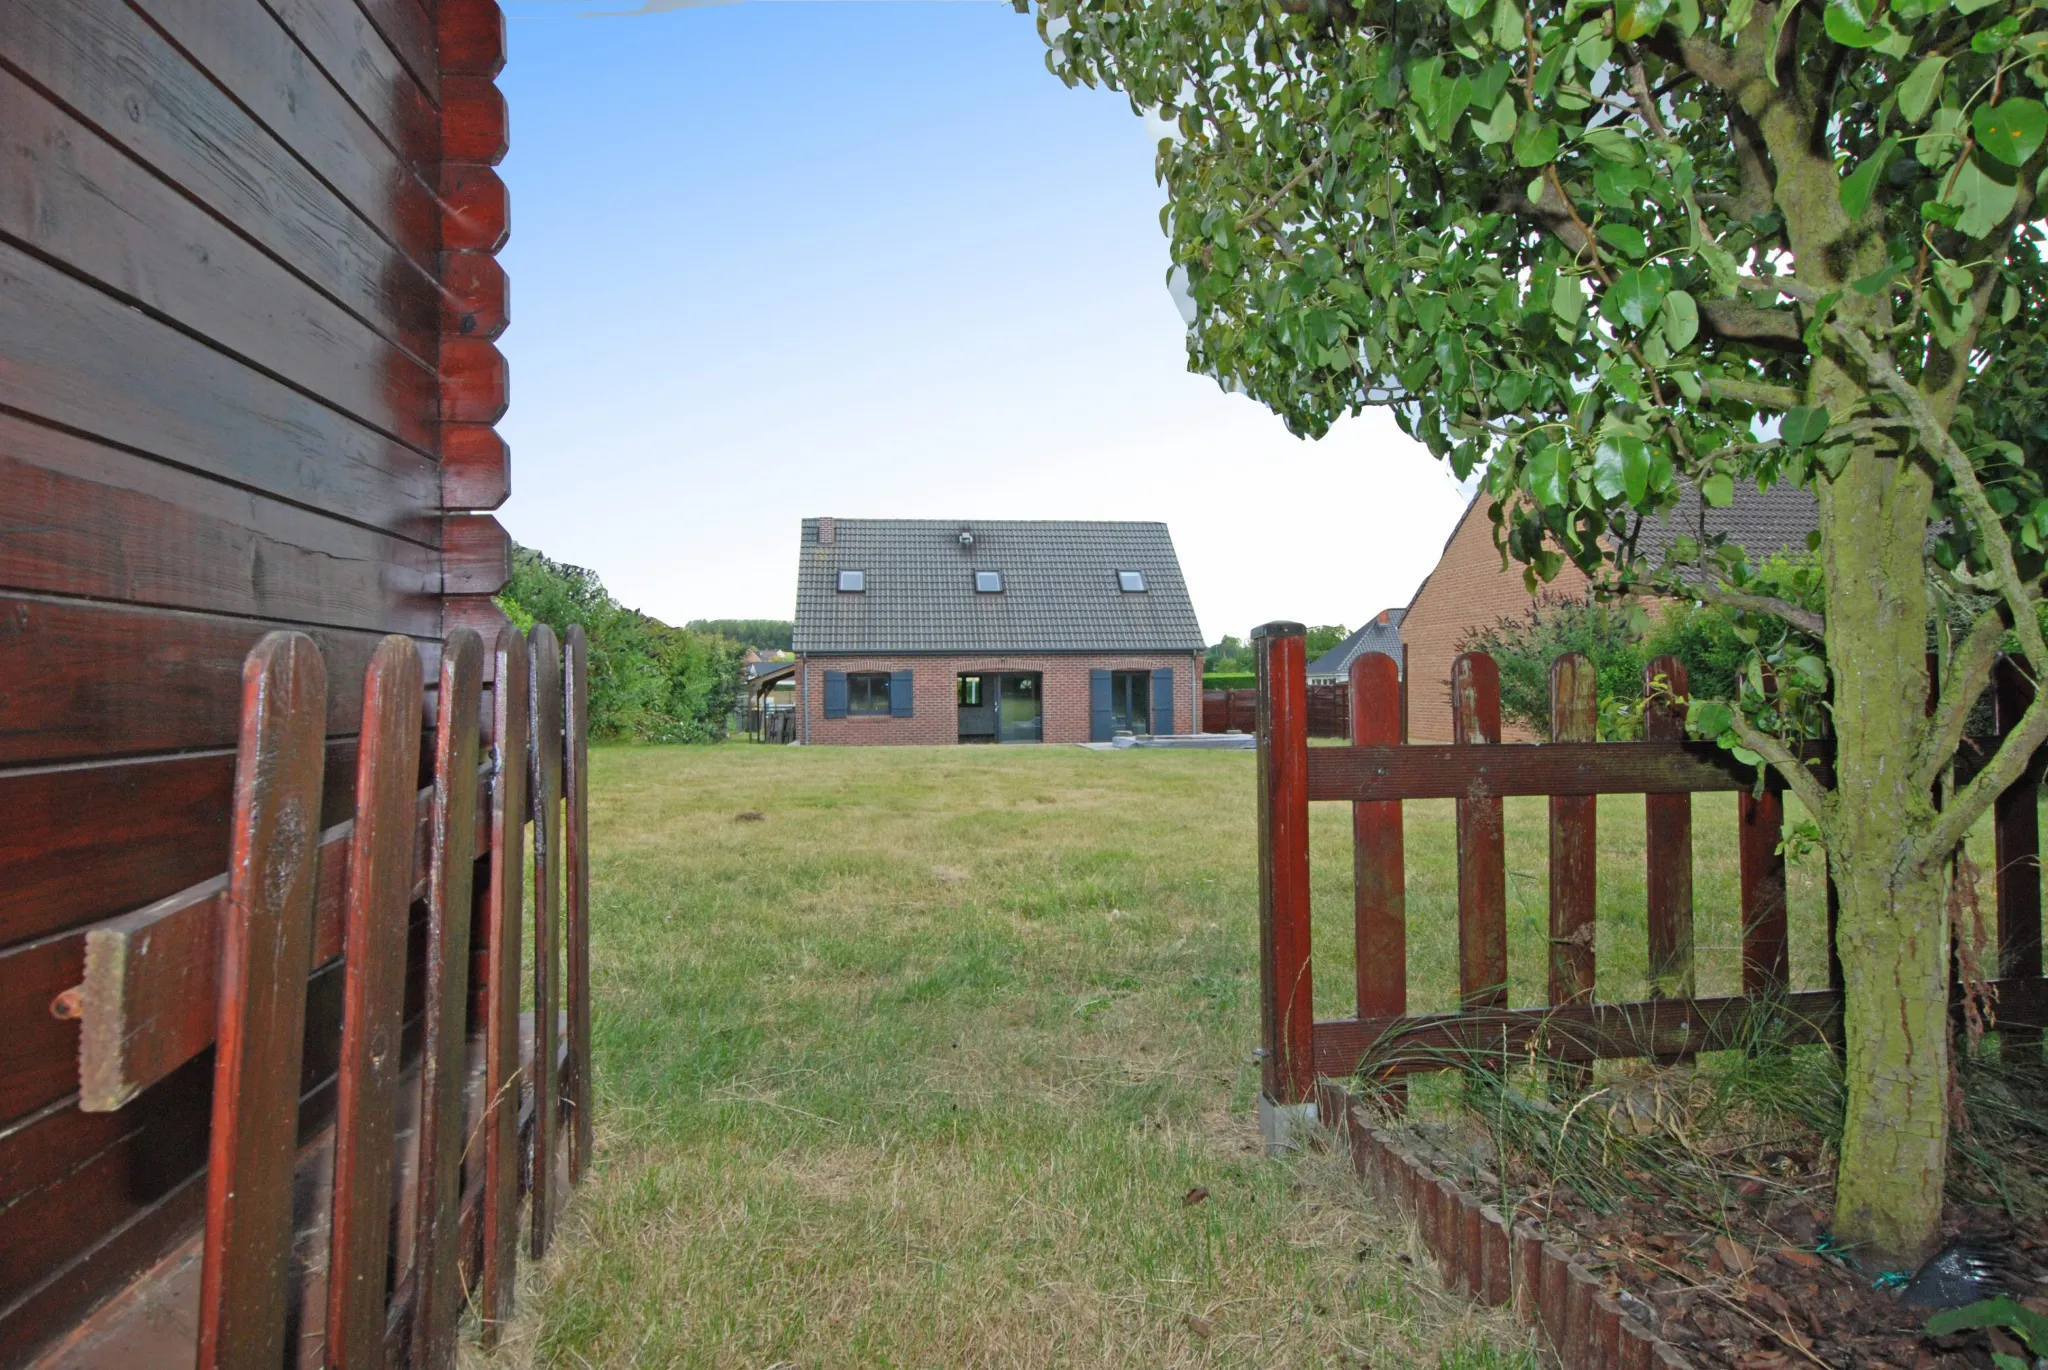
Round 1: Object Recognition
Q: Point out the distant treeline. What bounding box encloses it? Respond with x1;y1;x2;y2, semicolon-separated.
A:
497;546;745;743
685;618;793;651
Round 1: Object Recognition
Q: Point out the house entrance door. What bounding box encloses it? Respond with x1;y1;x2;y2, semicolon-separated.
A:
996;673;1042;743
957;674;996;742
1108;670;1151;734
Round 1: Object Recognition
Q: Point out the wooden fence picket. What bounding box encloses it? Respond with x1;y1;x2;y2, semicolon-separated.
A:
1738;786;1789;994
565;626;596;1182
325;637;425;1370
1451;653;1507;1011
1350;652;1405;1022
196;633;328;1370
411;629;484;1370
1254;623;1314;1106
480;625;531;1343
1547;653;1599;1009
1642;655;1696;1001
529;624;565;1256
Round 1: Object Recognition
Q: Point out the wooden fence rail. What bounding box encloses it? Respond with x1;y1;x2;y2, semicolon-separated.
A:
1251;620;2048;1129
34;623;592;1369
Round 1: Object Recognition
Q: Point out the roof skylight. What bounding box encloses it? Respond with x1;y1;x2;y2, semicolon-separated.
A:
1118;570;1147;592
837;570;865;593
975;571;1003;593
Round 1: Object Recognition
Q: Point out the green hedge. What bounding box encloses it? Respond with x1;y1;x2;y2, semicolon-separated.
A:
497;546;745;743
1204;673;1257;691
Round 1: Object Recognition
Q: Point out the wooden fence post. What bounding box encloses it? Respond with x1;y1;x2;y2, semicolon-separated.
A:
325;637;424;1370
1547;650;1599;1008
197;633;328;1370
1351;652;1405;1022
1452;653;1506;1011
480;626;529;1345
529;625;565;1256
1642;656;1695;1000
565;625;595;1183
1254;622;1315;1127
411;629;483;1370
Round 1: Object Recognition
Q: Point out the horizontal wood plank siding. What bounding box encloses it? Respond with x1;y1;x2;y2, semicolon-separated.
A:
0;0;437;359
0;0;519;1355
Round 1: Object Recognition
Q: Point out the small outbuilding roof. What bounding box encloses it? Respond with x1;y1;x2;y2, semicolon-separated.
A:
1308;609;1406;681
1629;479;1818;578
793;518;1205;655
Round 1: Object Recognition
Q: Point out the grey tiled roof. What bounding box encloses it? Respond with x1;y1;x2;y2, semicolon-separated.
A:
1308;609;1406;680
1632;480;1818;579
793;519;1205;654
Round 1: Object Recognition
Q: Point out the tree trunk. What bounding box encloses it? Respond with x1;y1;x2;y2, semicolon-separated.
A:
1819;451;1950;1269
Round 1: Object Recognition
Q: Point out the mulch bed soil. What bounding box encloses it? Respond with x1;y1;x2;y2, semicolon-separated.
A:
1385;1114;2048;1369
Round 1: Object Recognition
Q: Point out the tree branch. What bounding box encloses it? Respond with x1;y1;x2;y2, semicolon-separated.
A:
1724;702;1834;822
1912;605;2005;796
1681;583;1827;637
1699;299;1804;348
1834;320;2048;866
1702;377;1800;408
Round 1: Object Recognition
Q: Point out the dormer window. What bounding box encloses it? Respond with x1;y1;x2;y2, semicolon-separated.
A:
1118;570;1147;592
974;571;1003;593
837;570;865;593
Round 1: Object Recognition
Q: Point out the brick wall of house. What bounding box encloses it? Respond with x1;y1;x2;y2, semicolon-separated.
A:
1402;496;1593;742
798;651;1207;745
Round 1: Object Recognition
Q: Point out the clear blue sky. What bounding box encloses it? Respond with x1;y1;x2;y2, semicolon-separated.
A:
495;0;1470;642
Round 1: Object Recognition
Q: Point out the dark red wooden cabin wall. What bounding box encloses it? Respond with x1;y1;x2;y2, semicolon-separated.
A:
0;0;511;1360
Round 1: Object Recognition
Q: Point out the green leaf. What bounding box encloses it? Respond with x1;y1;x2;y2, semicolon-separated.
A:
1603;265;1671;329
1492;0;1525;52
1972;97;2048;167
1595;433;1652;503
1551;273;1586;324
1580;127;1642;164
1824;0;1882;44
1688;699;1734;737
1782;406;1831;446
1724;0;1756;33
1526;443;1568;505
1661;289;1700;349
1927;1297;2048;1354
1945;151;2021;237
1513;110;1561;166
1598;222;1649;257
1767;0;1803;84
1839;135;1899;218
1616;0;1671;40
1701;472;1735;507
1447;0;1487;20
1897;54;1947;122
1472;90;1517;143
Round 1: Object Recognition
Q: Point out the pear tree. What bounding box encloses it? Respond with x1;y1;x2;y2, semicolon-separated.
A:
1035;0;2048;1263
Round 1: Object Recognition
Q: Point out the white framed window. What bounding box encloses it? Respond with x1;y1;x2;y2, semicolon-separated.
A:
975;570;1003;593
1117;570;1147;592
838;570;865;593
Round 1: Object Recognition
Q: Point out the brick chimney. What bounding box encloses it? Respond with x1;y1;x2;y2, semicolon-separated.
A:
818;516;835;545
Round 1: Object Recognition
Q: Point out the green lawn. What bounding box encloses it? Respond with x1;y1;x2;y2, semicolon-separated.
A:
486;742;1840;1368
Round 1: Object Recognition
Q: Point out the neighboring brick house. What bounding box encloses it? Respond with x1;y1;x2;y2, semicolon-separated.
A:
792;518;1207;745
1402;483;1819;741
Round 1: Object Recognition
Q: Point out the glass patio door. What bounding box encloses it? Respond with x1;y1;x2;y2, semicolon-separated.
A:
996;673;1042;743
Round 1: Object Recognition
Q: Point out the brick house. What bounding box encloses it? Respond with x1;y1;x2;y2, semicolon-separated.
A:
1402;483;1818;741
792;518;1207;745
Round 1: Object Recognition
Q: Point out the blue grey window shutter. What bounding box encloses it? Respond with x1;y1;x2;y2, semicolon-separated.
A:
1151;668;1175;735
823;671;847;718
1090;669;1113;742
890;670;914;718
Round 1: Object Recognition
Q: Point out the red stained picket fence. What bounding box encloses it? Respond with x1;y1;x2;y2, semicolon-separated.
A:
1251;621;2048;1112
47;624;592;1369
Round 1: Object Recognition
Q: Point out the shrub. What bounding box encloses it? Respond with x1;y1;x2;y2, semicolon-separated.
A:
497;546;745;744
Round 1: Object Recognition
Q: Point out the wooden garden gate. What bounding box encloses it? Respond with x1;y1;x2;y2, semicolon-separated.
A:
25;626;592;1369
1249;620;2048;1135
